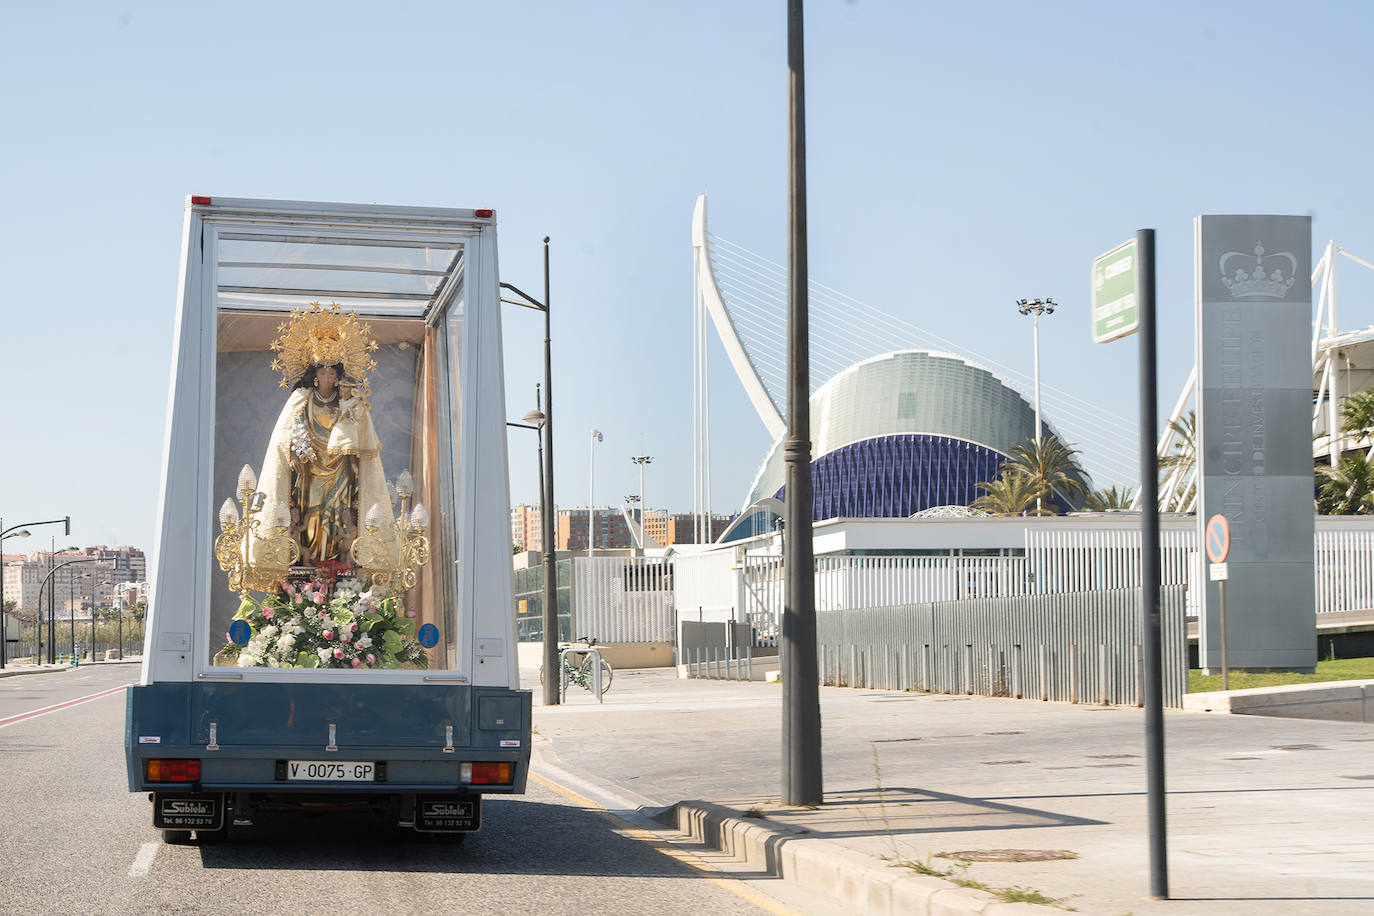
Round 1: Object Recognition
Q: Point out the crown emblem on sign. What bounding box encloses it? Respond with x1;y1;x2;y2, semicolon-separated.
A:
1219;242;1297;299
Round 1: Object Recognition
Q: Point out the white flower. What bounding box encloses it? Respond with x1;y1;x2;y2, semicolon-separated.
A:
317;647;332;663
237;653;257;667
356;634;372;650
279;634;296;649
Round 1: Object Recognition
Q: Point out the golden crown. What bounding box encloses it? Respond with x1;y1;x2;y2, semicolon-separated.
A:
268;302;379;398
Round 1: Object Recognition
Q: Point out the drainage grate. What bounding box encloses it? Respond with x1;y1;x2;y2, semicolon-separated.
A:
939;849;1078;863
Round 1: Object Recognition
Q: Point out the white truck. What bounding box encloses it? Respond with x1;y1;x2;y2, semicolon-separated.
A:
126;197;529;842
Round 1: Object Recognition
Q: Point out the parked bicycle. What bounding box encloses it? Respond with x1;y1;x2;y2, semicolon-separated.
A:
538;636;614;694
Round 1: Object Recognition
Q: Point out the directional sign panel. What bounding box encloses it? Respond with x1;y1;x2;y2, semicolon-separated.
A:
1091;238;1139;344
1205;514;1230;564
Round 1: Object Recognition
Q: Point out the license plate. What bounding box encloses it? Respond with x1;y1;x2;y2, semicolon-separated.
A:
285;760;376;781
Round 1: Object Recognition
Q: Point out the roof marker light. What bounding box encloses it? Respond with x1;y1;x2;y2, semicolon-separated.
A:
474;209;493;219
191;196;212;205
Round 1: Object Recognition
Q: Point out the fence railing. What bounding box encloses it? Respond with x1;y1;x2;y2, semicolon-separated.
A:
816;586;1189;707
571;556;676;644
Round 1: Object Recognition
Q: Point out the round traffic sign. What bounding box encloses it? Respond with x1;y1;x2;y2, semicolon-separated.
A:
1205;514;1230;563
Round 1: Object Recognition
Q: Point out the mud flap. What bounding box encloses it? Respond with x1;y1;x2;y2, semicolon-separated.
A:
153;793;225;831
414;795;481;832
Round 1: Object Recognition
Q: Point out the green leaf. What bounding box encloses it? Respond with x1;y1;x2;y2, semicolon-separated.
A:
295;651;319;668
382;630;403;654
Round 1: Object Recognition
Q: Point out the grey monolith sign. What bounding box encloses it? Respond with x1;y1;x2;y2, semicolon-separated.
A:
1195;215;1315;672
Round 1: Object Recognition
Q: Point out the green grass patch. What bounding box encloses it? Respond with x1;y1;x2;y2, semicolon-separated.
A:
1189;656;1374;692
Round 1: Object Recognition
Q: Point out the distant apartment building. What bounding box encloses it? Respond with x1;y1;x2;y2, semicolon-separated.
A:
556;508;634;552
509;504;545;552
665;513;735;545
1;545;147;613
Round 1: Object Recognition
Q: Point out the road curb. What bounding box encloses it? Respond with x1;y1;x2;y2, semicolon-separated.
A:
658;799;1046;916
0;658;142;679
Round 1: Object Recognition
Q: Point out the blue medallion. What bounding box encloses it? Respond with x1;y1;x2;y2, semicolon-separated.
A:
228;619;252;646
417;623;439;648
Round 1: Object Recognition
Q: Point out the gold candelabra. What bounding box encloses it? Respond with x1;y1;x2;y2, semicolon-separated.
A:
350;470;430;594
214;464;300;597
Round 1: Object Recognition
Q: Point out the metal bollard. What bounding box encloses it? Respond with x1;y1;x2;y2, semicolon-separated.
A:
1040;644;1048;701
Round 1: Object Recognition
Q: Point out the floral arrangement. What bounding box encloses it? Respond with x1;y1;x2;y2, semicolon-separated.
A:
220;577;428;669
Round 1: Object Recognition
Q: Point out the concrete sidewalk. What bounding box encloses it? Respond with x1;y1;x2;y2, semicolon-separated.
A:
528;667;1374;915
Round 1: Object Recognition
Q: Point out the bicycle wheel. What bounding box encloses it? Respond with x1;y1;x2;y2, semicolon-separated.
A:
578;657;613;693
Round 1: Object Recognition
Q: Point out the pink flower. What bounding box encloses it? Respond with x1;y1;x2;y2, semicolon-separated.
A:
263;607;274;618
367;653;377;665
406;609;416;618
340;632;352;643
283;583;295;596
323;630;334;640
349;622;358;633
224;631;231;641
351;658;363;668
333;647;344;659
294;594;303;605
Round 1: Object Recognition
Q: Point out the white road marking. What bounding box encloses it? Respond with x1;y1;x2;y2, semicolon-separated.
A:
128;842;159;876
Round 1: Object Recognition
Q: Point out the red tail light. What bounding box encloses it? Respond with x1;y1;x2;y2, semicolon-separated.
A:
191;196;212;205
460;761;511;784
474;208;493;219
146;758;201;782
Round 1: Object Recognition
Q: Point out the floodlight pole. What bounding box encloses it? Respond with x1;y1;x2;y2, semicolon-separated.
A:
782;0;822;808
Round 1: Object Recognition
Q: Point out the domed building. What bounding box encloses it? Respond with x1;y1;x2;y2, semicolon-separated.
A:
741;350;1085;520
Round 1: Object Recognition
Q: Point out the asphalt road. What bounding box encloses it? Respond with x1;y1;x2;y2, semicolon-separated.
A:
0;666;794;916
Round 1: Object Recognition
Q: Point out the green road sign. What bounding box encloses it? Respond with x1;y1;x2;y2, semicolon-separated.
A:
1091;238;1139;343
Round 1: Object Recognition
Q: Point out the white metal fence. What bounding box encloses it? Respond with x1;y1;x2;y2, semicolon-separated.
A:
817;587;1189;707
570;556;676;643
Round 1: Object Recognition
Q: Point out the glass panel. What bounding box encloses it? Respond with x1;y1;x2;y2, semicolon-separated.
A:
208;294;462;672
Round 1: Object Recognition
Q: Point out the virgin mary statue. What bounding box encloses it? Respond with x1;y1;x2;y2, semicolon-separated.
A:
249;303;399;578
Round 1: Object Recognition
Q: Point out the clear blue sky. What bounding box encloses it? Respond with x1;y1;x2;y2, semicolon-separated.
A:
5;0;1374;552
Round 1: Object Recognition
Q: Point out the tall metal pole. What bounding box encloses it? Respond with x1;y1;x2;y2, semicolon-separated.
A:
1032;312;1042;446
782;0;822;808
540;237;560;706
1137;228;1168;899
588;430;603;559
631;455;653;548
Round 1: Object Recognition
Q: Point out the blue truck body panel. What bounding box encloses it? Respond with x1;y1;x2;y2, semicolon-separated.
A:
126;682;531;794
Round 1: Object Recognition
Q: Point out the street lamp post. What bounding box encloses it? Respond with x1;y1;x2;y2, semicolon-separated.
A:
500;237;559;706
0;516;69;667
631;454;652;550
0;522;32;668
508;386;548;643
34;555;108;665
588;430;603;559
1017;297;1056;513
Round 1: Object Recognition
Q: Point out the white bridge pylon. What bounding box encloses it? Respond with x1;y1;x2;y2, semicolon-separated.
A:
691;194;1146;529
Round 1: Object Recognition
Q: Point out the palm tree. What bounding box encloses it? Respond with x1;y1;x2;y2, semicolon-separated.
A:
1338;390;1374;459
1083;485;1136;511
1158;410;1197;512
1316;453;1374;515
971;472;1046;517
1003;435;1089;514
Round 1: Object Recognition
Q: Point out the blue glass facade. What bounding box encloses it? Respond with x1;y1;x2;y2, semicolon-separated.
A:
768;434;990;519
